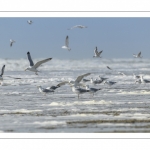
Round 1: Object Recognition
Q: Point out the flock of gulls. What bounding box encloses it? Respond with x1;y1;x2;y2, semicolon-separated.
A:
0;20;149;99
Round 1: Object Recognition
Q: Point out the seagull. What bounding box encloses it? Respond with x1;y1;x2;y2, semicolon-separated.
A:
135;79;142;84
133;73;140;79
82;78;90;83
140;75;150;84
68;25;87;30
133;52;142;58
71;86;89;99
90;78;103;85
10;39;15;47
118;72;126;76
25;52;52;75
104;80;117;86
107;66;112;70
68;73;91;87
0;65;5;82
86;85;101;96
37;86;54;95
93;47;103;58
46;81;68;91
27;20;33;25
62;36;71;51
99;76;108;81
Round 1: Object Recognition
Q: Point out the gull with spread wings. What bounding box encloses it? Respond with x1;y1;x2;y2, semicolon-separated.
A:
25;52;52;75
68;25;87;30
62;35;71;51
93;47;103;58
133;52;142;58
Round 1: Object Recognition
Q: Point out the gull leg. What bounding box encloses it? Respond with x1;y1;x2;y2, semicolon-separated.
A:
78;94;79;99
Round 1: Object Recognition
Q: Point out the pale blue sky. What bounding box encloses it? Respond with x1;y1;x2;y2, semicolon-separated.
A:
0;17;150;59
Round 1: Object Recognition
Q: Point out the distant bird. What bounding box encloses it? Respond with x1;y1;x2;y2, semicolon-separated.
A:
99;76;108;81
82;78;90;83
93;47;103;58
68;25;87;30
107;66;112;70
140;75;150;84
0;65;5;81
118;72;126;76
27;20;33;24
25;52;52;75
86;85;101;96
104;80;117;86
133;52;142;58
62;36;71;51
133;73;140;79
10;39;15;47
71;86;89;99
135;79;142;84
90;78;103;85
37;86;54;95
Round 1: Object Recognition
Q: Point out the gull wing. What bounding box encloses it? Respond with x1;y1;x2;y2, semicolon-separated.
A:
34;58;52;69
65;36;69;47
10;42;13;47
56;81;69;87
0;65;5;76
75;73;91;83
94;47;99;55
98;50;103;55
27;52;34;66
138;52;141;57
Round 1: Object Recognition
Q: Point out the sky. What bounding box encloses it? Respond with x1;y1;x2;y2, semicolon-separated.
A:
0;17;150;59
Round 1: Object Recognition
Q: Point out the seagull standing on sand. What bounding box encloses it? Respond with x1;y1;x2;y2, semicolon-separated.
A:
25;52;52;75
62;36;71;51
37;86;54;95
90;78;103;85
68;25;87;30
104;80;117;86
93;47;103;58
140;75;150;84
86;85;101;96
133;52;142;58
10;39;15;47
71;86;89;99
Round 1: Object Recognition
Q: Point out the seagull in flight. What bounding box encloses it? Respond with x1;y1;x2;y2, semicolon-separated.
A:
62;36;71;51
27;20;33;25
25;52;52;75
93;47;103;58
107;66;112;70
10;39;15;47
0;65;5;82
133;52;142;58
68;25;87;30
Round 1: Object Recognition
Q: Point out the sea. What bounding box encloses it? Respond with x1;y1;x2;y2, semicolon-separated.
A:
0;58;150;133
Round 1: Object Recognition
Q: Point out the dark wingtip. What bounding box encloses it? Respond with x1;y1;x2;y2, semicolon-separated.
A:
27;52;30;54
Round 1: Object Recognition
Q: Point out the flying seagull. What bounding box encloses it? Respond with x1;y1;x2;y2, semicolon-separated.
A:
107;66;112;70
0;65;5;81
10;39;15;47
93;47;103;58
25;52;52;75
68;25;87;30
27;20;33;25
133;52;142;58
62;35;71;51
